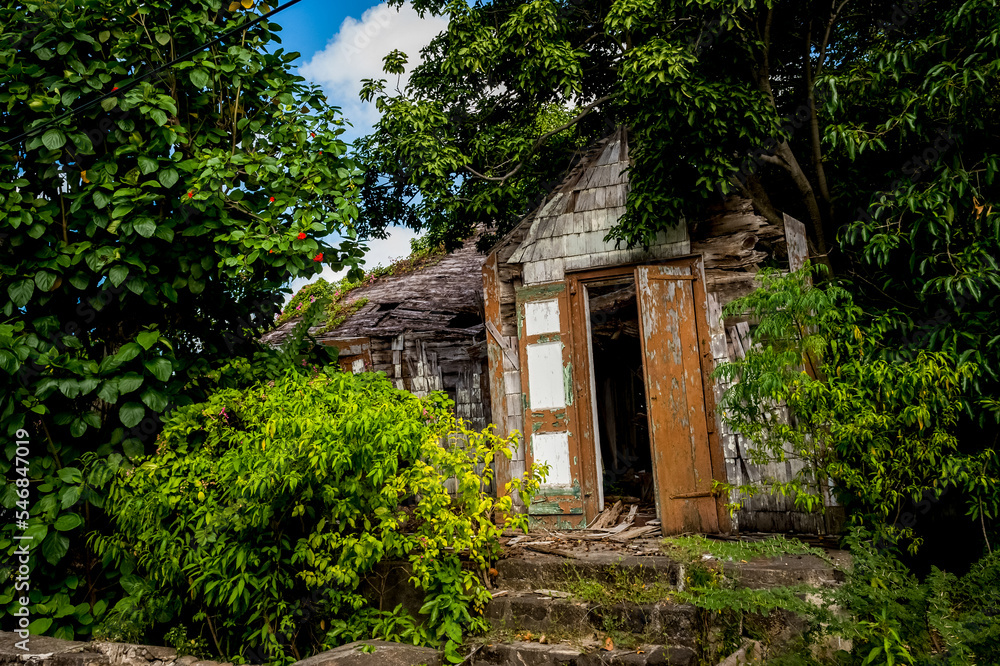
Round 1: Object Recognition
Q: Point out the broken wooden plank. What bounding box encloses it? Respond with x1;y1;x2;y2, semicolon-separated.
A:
524;544;579;559
486;320;519;368
589;500;623;529
609;525;659;542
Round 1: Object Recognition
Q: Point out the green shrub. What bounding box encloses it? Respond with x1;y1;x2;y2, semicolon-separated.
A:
820;530;1000;665
93;370;541;664
715;265;999;552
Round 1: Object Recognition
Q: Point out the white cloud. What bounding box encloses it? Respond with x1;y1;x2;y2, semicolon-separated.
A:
300;3;448;138
284;226;421;302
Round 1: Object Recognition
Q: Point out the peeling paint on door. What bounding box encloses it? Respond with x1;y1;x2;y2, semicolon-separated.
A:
635;266;720;535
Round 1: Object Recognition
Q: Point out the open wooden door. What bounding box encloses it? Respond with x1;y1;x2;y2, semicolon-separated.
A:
516;283;590;527
634;261;726;534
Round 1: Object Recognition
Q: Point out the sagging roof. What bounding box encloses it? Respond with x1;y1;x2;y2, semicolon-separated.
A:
261;233;486;346
495;127;689;283
508;126;632;264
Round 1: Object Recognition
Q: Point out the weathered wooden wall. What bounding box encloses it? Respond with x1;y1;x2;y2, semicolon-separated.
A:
344;331;491;432
698;205;825;532
484;126;827;533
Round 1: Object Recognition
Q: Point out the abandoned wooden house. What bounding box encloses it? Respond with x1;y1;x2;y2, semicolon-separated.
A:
271;127;829;536
261;234;491;432
481;127;825;535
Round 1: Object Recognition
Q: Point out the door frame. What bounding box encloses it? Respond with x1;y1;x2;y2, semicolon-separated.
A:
566;255;730;532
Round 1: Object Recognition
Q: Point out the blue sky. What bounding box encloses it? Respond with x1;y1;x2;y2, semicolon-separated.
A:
271;0;450;297
272;0;371;67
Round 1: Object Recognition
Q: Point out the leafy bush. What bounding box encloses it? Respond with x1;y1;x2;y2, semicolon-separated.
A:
715;266;999;552
816;530;1000;666
94;369;540;664
0;0;364;638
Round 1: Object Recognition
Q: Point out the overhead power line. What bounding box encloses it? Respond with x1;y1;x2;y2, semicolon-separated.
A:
1;0;304;148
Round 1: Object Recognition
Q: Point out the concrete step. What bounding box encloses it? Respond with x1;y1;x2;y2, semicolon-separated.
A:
494;552;681;593
471;641;697;666
494;549;846;593
486;594;697;649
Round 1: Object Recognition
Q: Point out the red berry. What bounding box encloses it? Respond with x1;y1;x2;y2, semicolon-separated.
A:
297;232;307;240
188;191;193;198
313;253;323;262
269;196;275;203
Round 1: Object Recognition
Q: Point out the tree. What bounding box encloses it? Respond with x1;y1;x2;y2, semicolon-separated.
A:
359;0;997;258
0;0;364;638
358;0;1000;552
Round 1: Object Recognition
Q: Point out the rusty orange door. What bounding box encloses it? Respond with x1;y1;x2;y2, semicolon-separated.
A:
634;264;721;534
516;283;589;528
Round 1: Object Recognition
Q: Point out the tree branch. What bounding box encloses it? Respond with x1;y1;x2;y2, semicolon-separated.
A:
814;0;850;79
463;93;620;183
806;0;847;239
774;140;830;259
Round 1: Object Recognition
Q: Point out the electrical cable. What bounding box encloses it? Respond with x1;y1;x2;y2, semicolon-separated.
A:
1;0;304;148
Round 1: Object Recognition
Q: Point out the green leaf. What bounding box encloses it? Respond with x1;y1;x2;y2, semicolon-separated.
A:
41;532;70;564
190;68;210;88
118;373;144;394
70;418;87;437
159;168;179;188
69;272;89;289
144;357;173;381
57;467;83;484
150;108;168;126
93;190;111;209
42;128;67;150
28;617;54;635
97;379;120;403
60;485;81;509
0;350;20;374
140;387;169;412
111;203;134;219
138;157;158;175
8;279;34;307
161;283;178;302
134;218;156;237
54;513;83;531
155;32;170;45
137;330;159;350
120;402;145;428
115;342;143;364
109;265;129;287
34;271;58;292
23;522;47;542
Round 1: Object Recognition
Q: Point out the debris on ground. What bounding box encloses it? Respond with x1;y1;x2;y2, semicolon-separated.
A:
571;499;661;541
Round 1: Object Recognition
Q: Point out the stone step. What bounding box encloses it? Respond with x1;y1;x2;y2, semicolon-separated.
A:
495;549;846;593
486;594;697;648
494;552;682;593
0;633;109;666
471;641;697;666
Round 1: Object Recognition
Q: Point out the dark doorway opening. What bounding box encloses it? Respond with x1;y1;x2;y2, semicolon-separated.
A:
587;279;654;505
